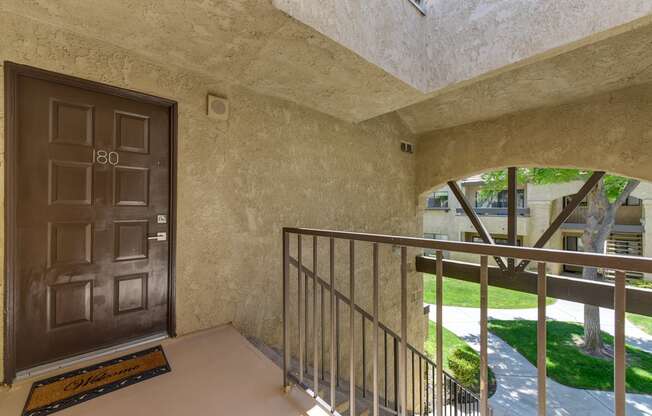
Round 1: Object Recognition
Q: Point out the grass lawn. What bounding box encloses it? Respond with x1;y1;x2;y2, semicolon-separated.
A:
425;321;496;394
488;319;652;393
424;274;555;309
424;320;469;373
628;313;652;336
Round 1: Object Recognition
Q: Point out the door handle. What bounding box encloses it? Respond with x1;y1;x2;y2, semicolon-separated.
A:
148;232;167;242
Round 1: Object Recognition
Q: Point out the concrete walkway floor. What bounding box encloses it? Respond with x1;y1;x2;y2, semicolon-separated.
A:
0;325;328;416
427;300;652;416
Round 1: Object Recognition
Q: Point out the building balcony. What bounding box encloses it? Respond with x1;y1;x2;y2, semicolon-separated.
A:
455;207;530;217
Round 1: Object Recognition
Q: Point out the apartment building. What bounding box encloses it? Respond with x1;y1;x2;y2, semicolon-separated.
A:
424;176;652;278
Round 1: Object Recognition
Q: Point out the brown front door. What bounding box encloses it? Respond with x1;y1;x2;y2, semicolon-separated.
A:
10;65;174;372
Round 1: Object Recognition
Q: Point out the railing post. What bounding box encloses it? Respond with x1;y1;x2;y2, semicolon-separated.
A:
313;236;319;397
537;262;547;416
298;234;304;383
349;240;356;415
614;270;626;416
400;246;408;416
480;256;489;416
436;250;444;416
373;243;380;416
283;230;290;389
329;237;336;412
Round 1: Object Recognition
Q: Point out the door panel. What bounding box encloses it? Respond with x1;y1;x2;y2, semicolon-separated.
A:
14;72;172;371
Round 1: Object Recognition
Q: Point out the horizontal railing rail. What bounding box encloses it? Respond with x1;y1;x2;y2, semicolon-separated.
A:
283;227;643;416
416;256;652;316
283;227;652;273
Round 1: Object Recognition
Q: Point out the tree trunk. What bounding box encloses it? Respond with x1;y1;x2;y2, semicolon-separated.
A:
583;268;605;355
581;181;609;356
580;177;639;356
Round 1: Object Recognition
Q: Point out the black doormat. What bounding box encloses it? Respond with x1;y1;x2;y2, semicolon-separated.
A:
22;346;171;416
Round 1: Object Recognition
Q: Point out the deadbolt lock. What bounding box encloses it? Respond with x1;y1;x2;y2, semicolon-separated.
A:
148;232;167;242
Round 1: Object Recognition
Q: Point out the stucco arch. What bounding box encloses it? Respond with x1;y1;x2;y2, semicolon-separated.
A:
416;83;652;199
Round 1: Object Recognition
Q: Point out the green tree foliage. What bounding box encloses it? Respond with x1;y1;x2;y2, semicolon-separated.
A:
478;167;639;356
480;168;630;202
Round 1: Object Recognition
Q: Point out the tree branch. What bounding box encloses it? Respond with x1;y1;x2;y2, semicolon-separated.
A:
596;179;640;244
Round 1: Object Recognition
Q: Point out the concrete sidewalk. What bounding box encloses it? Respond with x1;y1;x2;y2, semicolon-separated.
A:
427;300;652;415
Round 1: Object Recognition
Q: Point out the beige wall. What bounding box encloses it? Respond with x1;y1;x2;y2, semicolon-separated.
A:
0;12;425;382
417;83;652;196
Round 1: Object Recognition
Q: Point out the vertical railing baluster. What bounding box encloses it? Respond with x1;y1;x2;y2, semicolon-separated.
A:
313;236;319;397
425;363;429;414
321;283;325;381
412;350;415;416
363;314;367;398
373;243;380;416
537;262;547;416
305;263;309;375
336;298;340;387
283;231;290;389
400;247;408;416
298;234;304;383
330;237;336;411
394;337;399;413
480;256;489;416
349;240;356;415
385;331;388;407
436;250;444;416
614;270;626;416
419;356;422;416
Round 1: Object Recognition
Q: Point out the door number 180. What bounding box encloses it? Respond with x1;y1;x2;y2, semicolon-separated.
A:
94;150;119;166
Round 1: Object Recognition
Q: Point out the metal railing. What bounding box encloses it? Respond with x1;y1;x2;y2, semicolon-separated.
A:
455;207;530;216
287;252;482;415
282;227;652;416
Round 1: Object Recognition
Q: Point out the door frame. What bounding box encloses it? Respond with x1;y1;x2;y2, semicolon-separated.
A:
3;62;178;383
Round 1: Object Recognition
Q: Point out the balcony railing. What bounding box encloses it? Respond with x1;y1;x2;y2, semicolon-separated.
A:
564;205;642;226
282;227;652;416
455;207;530;216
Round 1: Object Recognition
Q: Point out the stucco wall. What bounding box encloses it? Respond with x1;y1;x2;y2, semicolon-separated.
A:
274;0;652;94
0;12;424;382
417;83;652;196
418;93;652;272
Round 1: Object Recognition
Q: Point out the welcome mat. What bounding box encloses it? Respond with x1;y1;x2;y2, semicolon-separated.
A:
23;346;171;416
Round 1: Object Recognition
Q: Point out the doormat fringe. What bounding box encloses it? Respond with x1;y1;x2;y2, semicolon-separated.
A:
22;345;171;415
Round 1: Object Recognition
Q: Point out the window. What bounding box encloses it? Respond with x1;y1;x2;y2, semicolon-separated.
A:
407;0;426;15
624;196;641;206
427;191;449;209
563;196;587;208
563;235;585;274
475;190;525;208
465;233;522;246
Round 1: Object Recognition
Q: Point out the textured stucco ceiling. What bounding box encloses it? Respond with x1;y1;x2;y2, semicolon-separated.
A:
3;0;652;133
0;0;421;123
398;20;652;134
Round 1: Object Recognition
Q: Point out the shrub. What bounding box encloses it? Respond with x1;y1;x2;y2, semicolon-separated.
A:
448;346;481;392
